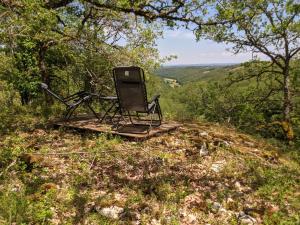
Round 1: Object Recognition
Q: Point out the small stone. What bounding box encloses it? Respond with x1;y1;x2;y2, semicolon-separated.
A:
211;202;222;213
84;202;96;213
219;207;227;214
234;181;243;192
238;211;257;225
19;153;45;171
98;206;124;219
184;193;206;210
185;214;198;224
244;141;255;147
179;209;198;224
211;160;226;173
150;218;160;225
199;143;209;156
221;141;231;148
240;217;256;225
199;131;209;137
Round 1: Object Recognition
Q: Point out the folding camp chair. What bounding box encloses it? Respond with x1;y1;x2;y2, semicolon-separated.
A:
40;83;99;120
113;66;162;132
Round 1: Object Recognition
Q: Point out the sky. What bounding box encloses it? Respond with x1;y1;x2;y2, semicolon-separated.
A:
157;29;268;65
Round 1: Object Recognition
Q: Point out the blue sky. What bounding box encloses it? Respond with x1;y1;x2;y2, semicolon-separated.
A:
157;29;267;65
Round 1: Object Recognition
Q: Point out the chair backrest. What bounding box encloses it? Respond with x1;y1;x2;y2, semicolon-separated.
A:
113;66;148;112
40;83;68;105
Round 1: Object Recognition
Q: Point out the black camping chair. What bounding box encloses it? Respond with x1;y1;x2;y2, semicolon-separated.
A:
40;83;99;120
113;66;162;132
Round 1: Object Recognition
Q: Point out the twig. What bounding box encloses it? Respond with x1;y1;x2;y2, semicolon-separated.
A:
26;150;120;155
0;159;17;177
89;155;97;169
29;152;92;155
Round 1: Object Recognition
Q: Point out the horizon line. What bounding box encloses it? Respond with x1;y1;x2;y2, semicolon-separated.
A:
161;62;240;66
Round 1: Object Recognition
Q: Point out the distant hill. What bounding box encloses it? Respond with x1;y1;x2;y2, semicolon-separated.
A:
154;64;240;84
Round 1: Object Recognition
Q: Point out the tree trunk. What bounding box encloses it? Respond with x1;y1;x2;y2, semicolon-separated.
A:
282;66;294;140
20;91;30;105
38;43;53;104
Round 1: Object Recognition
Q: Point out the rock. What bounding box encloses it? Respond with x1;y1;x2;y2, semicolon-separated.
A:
238;212;257;225
19;153;44;171
179;209;198;224
210;160;226;173
11;184;22;192
185;214;198;224
84;202;96;213
150;218;160;225
98;206;124;219
234;181;243;192
199;131;209;137
199;143;209;157
244;141;255;147
211;202;222;213
221;141;231;148
240;217;256;225
184;193;206;210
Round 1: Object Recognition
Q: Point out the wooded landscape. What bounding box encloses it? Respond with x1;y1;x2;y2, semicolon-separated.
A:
0;0;299;224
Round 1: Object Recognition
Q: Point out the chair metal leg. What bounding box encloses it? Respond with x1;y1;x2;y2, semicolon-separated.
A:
99;101;117;123
65;105;78;120
86;103;100;120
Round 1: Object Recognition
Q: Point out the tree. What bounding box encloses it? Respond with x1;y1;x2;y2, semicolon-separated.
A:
0;0;237;103
196;0;300;140
0;0;165;104
1;0;298;140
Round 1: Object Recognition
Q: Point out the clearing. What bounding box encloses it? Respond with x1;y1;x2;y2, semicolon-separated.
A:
0;122;299;224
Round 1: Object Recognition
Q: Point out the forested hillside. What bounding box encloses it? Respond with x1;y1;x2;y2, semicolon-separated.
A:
155;64;237;84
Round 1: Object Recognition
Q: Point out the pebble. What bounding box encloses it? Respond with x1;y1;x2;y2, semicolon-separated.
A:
199;143;209;156
221;141;231;148
244;141;255;147
98;206;124;219
199;131;209;137
211;160;226;173
179;209;198;224
238;211;257;225
211;202;222;213
234;181;243;192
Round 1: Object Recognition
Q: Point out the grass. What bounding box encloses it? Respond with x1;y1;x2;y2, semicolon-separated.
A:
0;123;299;224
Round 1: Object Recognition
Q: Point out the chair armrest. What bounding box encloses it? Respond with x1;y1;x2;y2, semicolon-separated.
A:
149;94;160;103
63;91;87;101
40;83;48;89
69;95;92;107
99;96;118;101
89;93;100;97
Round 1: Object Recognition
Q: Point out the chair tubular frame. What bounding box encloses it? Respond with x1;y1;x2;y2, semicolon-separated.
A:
40;83;99;120
112;66;163;132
